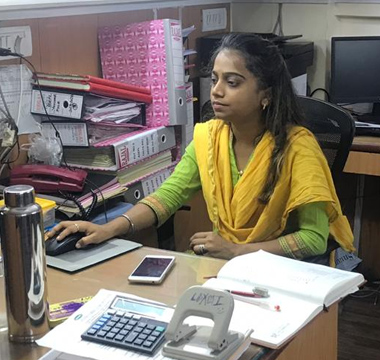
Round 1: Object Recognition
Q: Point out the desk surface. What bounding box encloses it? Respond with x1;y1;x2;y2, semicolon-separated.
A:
351;136;380;153
344;136;380;176
0;247;338;360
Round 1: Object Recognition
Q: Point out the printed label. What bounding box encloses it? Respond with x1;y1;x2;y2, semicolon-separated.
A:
31;89;83;119
116;131;159;168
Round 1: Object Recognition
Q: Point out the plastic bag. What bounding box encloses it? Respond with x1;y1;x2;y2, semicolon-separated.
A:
23;132;62;166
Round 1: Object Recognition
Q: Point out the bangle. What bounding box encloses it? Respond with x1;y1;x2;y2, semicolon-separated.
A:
120;214;135;236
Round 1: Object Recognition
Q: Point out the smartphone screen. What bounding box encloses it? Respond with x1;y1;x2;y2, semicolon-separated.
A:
128;255;175;284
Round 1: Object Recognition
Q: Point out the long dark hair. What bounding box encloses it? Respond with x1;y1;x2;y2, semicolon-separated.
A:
210;33;305;204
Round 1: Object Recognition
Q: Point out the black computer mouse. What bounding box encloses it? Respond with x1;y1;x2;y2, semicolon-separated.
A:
45;232;86;256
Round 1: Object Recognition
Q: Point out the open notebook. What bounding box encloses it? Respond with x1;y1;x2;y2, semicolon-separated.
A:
199;250;364;349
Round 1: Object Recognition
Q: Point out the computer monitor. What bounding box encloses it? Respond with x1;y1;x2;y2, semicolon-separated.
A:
330;36;380;122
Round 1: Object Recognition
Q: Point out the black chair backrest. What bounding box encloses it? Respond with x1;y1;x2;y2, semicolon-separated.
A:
200;100;214;122
297;95;355;178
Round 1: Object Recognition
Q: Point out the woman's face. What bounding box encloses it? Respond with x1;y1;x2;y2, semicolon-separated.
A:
210;49;267;125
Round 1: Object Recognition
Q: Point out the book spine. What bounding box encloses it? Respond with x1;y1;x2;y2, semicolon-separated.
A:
31;88;84;119
89;82;152;104
163;19;187;127
123;165;175;204
41;121;89;147
113;126;176;169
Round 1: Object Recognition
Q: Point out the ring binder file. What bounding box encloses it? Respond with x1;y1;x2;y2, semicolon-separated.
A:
99;19;187;128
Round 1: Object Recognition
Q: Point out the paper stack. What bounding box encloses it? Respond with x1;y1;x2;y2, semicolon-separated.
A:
29;73;180;213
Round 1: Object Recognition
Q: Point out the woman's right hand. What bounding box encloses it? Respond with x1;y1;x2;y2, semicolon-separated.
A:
46;220;115;249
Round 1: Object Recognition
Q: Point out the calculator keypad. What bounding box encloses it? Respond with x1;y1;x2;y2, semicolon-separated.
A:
81;310;168;354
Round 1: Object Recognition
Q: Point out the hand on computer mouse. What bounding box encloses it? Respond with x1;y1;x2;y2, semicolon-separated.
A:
45;232;86;256
46;220;115;249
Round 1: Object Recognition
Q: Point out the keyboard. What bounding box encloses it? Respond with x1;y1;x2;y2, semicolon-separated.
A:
355;127;380;137
81;309;168;354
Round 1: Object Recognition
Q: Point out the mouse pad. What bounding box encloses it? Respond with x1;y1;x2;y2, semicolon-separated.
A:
46;238;142;273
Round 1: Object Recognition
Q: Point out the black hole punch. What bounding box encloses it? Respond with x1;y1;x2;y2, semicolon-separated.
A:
161;134;167;143
63;100;69;108
178;97;184;106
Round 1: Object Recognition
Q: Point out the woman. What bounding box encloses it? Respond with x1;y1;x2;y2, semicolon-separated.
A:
48;34;354;263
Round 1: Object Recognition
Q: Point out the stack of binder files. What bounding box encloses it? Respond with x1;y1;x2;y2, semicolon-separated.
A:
61;127;177;211
64;126;176;171
42;120;145;147
31;72;151;148
36;93;148;148
89;150;175;186
33;91;147;125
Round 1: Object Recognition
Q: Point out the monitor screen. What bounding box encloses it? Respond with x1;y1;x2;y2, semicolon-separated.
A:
331;36;380;104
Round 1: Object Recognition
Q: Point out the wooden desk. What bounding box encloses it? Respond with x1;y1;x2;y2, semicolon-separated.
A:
342;136;380;278
0;247;338;360
344;136;380;176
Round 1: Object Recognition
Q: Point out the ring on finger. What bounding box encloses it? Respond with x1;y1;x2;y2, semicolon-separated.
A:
73;223;80;232
198;244;206;255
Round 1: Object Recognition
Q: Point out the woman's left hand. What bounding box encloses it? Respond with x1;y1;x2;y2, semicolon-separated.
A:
189;232;238;260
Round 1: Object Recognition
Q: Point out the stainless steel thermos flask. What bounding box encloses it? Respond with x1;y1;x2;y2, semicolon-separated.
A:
0;185;49;342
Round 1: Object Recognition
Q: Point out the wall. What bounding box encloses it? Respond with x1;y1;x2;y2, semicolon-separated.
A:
231;2;380;98
0;3;230;76
0;3;230;168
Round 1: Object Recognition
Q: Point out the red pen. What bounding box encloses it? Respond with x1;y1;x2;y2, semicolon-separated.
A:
227;292;281;312
225;290;264;298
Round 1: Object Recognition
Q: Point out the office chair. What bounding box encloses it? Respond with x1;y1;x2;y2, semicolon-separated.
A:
297;95;356;180
297;95;356;265
200;100;214;122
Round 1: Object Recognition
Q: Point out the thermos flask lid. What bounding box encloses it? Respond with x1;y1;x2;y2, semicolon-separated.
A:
4;185;35;207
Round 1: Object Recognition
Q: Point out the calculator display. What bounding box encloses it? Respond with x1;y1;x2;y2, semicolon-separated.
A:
112;297;165;317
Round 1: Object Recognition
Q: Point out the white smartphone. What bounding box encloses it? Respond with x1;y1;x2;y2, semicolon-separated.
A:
128;255;175;284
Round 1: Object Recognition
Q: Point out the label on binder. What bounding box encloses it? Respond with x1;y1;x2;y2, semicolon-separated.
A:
142;168;172;195
31;89;84;119
116;131;159;168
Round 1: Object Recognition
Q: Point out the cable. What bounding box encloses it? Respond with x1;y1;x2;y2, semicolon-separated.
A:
85;190;98;220
0;48;108;222
272;3;284;37
0;82;13;119
0;68;19;166
0;48;72;168
84;177;108;223
58;191;87;220
2;136;20;166
310;88;331;102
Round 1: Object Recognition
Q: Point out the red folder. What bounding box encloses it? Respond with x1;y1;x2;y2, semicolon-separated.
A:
34;74;153;104
35;72;151;94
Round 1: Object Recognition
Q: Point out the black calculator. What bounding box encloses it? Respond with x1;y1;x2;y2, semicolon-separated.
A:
81;306;168;354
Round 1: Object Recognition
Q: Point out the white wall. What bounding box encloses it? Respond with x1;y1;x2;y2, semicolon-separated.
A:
231;2;380;99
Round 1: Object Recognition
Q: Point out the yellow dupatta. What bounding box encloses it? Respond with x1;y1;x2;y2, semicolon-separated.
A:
193;120;354;252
